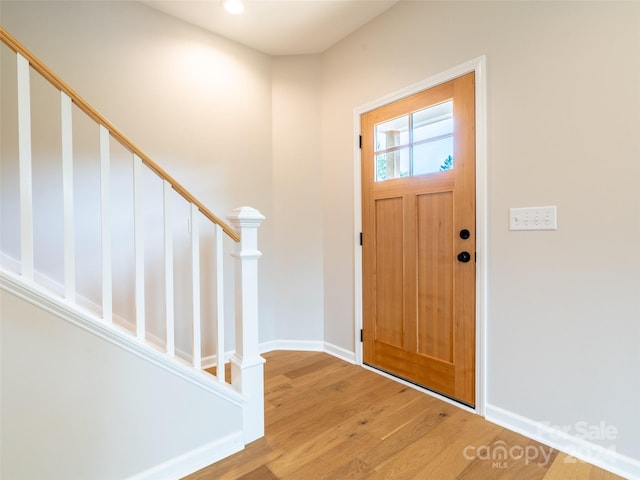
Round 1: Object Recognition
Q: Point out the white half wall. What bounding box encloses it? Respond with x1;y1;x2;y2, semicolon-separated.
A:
0;287;243;480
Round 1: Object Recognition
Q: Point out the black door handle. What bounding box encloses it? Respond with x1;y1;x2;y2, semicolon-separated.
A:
457;251;471;263
459;229;471;240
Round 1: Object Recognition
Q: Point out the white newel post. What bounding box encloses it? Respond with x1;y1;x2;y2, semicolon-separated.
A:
227;206;265;444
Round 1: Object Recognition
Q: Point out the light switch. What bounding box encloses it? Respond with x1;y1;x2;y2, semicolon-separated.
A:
509;206;557;231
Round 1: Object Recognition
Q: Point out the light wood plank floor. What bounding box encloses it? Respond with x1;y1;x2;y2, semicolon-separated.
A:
184;351;624;480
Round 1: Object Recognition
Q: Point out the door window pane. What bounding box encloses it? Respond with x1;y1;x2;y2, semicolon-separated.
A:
375;116;409;151
412;138;454;175
412;101;453;142
376;148;410;181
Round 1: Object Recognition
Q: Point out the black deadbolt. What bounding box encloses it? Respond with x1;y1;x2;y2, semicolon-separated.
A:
459;229;471;240
457;251;471;263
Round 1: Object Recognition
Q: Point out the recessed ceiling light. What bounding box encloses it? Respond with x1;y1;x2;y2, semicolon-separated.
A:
222;0;245;15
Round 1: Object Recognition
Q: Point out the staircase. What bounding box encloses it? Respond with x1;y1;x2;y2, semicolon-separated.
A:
0;27;265;479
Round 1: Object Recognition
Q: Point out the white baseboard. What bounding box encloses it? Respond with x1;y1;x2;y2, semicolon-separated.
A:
259;339;356;364
126;431;244;480
260;339;324;353
202;351;235;370
485;404;640;480
323;342;356;364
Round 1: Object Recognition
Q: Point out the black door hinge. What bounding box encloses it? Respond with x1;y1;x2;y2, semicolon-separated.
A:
359;135;362;149
360;329;363;342
359;232;363;246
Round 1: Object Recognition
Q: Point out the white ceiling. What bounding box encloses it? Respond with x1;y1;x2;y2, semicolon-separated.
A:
139;0;398;56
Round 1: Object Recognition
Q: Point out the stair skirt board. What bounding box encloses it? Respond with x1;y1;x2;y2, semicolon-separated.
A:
126;432;244;480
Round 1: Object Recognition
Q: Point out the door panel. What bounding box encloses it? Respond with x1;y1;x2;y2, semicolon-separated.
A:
417;191;454;362
362;72;476;406
374;196;404;348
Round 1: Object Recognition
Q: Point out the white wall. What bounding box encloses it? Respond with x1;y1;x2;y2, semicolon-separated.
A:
0;288;243;480
272;55;324;343
321;0;640;471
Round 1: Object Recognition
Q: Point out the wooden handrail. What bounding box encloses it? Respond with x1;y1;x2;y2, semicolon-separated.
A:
0;27;240;242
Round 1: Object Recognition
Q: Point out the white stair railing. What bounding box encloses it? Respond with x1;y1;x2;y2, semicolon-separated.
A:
0;27;264;442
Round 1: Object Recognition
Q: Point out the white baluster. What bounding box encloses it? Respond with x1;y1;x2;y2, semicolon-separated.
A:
17;53;33;280
61;93;75;302
227;206;265;444
133;154;145;340
99;126;112;323
164;180;175;357
191;203;201;369
215;224;225;383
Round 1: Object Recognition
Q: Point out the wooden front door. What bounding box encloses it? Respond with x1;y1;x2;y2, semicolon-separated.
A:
361;72;476;406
